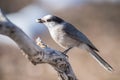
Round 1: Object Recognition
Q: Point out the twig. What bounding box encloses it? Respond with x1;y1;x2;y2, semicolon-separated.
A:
0;9;77;80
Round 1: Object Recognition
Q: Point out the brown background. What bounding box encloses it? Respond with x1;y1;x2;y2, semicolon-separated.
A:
0;1;120;80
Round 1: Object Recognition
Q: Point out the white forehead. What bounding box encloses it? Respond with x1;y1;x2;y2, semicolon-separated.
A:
42;15;53;20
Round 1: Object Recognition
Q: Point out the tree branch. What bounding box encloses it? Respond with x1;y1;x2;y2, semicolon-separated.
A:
0;9;77;80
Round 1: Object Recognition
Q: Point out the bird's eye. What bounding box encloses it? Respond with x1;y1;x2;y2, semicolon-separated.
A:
47;19;52;22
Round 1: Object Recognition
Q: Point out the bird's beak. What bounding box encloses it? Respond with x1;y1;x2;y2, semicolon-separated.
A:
36;19;45;23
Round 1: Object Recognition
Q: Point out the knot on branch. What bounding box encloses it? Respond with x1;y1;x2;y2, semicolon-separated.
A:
28;51;44;65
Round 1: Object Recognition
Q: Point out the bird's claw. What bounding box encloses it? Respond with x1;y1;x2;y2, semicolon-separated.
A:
63;47;73;54
62;47;73;58
62;52;69;58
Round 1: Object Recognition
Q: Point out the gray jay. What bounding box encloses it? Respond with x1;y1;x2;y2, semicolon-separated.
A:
36;15;113;72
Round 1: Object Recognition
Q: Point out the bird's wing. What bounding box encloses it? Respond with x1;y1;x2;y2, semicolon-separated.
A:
62;22;99;52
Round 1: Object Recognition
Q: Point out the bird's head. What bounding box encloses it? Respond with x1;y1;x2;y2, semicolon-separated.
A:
36;15;64;28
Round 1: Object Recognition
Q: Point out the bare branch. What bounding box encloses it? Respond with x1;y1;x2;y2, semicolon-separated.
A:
0;9;77;80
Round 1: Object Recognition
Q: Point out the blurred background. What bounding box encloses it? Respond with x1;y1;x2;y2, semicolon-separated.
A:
0;0;120;80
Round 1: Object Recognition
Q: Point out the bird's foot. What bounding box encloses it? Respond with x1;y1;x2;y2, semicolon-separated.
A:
62;53;69;58
62;47;73;58
63;47;73;54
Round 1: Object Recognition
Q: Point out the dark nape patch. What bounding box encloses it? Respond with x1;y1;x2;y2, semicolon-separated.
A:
53;16;63;23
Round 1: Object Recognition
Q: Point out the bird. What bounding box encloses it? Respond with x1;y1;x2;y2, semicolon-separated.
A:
36;15;113;72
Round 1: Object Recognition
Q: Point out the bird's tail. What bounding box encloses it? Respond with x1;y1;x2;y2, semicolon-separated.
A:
89;49;113;72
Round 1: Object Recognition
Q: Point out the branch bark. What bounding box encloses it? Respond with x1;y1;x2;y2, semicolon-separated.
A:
0;9;77;80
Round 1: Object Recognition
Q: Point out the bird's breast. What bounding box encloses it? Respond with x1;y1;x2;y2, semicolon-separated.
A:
49;27;79;49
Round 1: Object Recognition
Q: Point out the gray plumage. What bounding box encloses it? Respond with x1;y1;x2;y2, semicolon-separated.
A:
36;15;113;72
62;22;99;52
